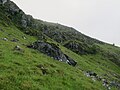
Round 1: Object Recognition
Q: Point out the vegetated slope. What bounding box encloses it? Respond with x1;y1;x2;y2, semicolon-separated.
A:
0;0;120;90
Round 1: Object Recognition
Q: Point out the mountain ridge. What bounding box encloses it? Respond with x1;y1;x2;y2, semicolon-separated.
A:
0;0;105;44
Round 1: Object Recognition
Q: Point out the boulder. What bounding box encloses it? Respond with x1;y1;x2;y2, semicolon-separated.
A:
64;54;77;66
27;41;77;66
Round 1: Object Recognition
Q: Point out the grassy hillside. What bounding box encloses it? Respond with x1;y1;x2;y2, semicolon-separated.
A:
0;0;120;90
0;23;106;90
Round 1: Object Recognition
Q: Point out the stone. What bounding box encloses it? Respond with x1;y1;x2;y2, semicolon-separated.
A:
102;79;109;87
85;73;90;77
108;87;111;90
64;54;77;66
96;76;102;81
110;81;120;88
11;38;19;42
14;45;24;53
92;77;96;82
2;38;8;41
86;71;97;77
36;64;48;75
22;36;26;39
14;45;21;50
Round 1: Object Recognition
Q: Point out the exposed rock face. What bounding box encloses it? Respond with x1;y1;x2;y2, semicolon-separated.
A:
8;1;20;13
7;1;28;28
21;19;27;28
64;41;99;55
0;0;8;4
0;0;33;29
27;41;77;66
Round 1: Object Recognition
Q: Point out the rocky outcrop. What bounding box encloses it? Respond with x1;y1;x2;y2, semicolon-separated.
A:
84;71;120;90
0;0;34;29
8;1;31;28
8;1;20;13
64;41;99;55
27;41;77;66
0;0;9;4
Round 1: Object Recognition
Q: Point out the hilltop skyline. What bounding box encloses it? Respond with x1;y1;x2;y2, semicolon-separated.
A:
11;0;120;46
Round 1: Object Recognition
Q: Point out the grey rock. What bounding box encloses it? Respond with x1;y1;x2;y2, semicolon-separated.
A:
36;64;48;75
110;81;120;88
22;36;26;39
21;20;27;28
0;0;8;4
86;71;97;77
9;1;20;14
92;77;96;82
11;38;19;42
27;41;77;66
2;38;8;41
14;45;24;53
14;45;21;51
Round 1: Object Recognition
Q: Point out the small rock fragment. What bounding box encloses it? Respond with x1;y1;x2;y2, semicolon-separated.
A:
2;38;8;41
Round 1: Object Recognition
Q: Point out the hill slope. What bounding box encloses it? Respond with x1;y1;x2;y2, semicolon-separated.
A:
0;0;120;90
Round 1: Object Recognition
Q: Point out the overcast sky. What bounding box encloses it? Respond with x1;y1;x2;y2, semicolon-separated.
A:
11;0;120;46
